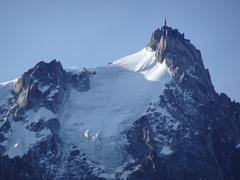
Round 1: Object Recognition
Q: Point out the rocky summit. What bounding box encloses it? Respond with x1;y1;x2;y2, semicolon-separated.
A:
0;22;240;180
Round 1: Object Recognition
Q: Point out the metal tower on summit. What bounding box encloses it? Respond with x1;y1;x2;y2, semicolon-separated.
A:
164;17;167;26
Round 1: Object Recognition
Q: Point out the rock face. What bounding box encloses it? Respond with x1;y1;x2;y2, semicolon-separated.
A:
126;25;240;180
0;24;240;180
14;60;66;112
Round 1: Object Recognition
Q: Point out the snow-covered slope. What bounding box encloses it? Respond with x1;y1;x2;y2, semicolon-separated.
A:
59;48;172;168
112;48;170;82
3;107;55;158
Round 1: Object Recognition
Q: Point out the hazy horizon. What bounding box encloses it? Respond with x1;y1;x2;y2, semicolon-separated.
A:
0;0;240;101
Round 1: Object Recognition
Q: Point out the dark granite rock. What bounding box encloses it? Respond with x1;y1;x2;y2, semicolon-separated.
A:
124;25;240;180
13;60;67;112
67;68;95;92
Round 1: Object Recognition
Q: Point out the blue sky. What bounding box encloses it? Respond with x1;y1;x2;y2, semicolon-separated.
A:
0;0;239;101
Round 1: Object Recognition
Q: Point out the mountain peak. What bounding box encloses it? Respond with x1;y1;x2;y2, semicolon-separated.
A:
148;23;186;51
13;60;66;111
147;23;216;101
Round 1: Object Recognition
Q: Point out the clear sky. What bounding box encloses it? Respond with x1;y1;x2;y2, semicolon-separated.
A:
0;0;239;101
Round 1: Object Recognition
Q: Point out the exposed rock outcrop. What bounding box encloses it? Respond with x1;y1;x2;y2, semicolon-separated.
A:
125;25;240;180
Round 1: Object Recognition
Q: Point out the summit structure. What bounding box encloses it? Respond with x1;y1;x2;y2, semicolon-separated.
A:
164;17;167;26
0;23;240;180
148;21;186;50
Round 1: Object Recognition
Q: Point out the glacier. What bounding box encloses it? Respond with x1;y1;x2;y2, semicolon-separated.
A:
58;47;172;168
0;47;172;169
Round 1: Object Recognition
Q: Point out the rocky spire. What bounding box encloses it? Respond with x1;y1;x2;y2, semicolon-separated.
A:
148;22;216;101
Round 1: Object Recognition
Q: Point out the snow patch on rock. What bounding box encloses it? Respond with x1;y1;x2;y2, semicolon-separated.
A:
2;107;55;158
4;121;51;158
160;146;174;155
